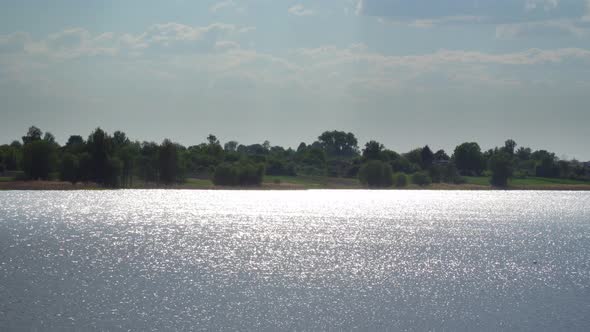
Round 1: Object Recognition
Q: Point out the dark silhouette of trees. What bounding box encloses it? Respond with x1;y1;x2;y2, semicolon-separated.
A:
420;145;434;169
159;139;179;185
503;139;517;155
22;140;56;180
4;125;589;188
411;172;432;186
213;161;264;186
22;126;42;145
362;140;385;161
490;152;513;187
87;128;113;185
318;130;359;158
60;153;79;183
358;160;393;188
224;141;238;153
434;149;450;162
453;142;484;175
395;173;408;187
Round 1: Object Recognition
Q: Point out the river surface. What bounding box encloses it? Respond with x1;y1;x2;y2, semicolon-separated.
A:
0;190;589;331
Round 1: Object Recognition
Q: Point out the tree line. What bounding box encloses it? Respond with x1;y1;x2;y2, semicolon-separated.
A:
0;126;588;188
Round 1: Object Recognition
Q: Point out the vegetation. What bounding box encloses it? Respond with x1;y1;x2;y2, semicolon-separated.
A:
1;126;589;189
358;160;393;188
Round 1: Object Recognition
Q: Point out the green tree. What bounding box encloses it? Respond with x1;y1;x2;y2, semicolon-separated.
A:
358;160;393;188
453;142;484;175
22;126;42;145
503;139;517;155
60;153;79;183
490;152;513;187
22;140;56;180
224;140;238;152
87;128;112;184
159;139;179;184
420;145;434;169
362;140;384;161
411;171;432;186
394;173;408;187
318;130;359;158
434;149;450;162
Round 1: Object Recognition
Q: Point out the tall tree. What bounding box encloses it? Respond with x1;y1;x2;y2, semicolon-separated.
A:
490;152;513;187
420;145;434;169
159;139;178;184
453;142;485;175
22;126;42;145
87;128;113;184
362;140;384;161
318;130;359;158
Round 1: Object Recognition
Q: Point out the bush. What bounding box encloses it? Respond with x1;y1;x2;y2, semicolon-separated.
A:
394;173;408;187
213;161;264;186
411;172;432;186
489;152;513;187
358;160;393;188
60;153;79;183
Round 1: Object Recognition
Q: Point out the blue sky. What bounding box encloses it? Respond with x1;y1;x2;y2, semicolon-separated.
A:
1;0;590;159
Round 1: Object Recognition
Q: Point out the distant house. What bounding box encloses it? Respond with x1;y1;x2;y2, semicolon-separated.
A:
584;161;590;168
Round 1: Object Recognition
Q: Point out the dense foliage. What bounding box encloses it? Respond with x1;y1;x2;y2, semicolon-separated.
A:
358;160;393;188
0;126;588;188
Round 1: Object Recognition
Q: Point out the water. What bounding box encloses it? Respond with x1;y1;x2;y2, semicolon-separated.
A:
0;190;589;331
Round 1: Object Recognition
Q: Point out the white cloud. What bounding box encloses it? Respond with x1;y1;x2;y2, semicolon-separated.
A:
210;0;236;13
0;23;255;59
288;4;315;16
496;19;590;38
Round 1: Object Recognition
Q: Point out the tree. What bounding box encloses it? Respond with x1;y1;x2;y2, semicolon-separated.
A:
503;139;517;155
318;130;359;158
394;173;408;187
434;149;450;162
159;139;179;184
22;126;43;145
87;128;112;184
420;145;434;169
362;140;384;161
22;140;56;180
43;132;56;144
358;160;393;188
453;142;484;175
207;134;219;145
60;153;79;183
490;152;513;187
112;131;130;148
213;161;264;186
224;140;238;152
516;147;532;161
411;172;432;186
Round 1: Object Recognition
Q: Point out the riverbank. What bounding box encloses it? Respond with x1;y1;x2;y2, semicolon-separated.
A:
1;175;590;191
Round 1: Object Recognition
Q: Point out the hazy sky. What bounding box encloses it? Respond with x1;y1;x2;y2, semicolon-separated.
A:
1;0;589;159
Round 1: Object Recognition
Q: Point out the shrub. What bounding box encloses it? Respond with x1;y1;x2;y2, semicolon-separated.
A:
60;153;79;183
489;152;513;187
411;171;432;186
213;161;265;186
394;173;408;187
358;160;393;188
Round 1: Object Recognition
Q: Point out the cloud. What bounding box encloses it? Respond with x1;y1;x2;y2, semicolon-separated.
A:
496;19;590;38
288;4;315;16
0;23;255;59
210;0;236;12
356;0;588;23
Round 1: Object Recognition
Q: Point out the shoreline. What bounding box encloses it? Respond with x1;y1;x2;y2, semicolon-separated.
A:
1;180;590;191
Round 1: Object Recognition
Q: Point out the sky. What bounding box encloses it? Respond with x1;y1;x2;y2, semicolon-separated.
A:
1;0;589;159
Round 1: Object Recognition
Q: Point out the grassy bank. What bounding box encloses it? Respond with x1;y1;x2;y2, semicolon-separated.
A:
2;175;590;191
